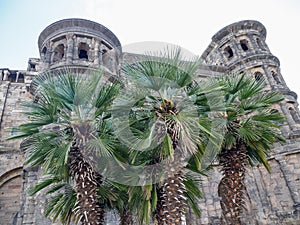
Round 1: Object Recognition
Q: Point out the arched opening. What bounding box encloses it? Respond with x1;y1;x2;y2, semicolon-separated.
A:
42;47;47;54
53;44;65;62
224;46;233;59
0;167;23;225
41;47;47;61
240;39;249;51
78;43;89;60
254;72;263;82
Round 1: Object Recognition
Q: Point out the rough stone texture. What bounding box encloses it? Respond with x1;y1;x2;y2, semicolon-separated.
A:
0;19;300;225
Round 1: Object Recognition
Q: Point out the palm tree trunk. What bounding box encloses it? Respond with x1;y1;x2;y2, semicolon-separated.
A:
218;141;247;225
156;117;187;224
157;169;187;225
153;101;189;224
69;144;105;225
119;207;134;225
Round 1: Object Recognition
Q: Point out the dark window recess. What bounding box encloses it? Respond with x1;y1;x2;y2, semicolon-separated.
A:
18;74;24;83
240;40;249;51
78;43;89;60
8;74;16;82
79;50;88;59
254;72;263;81
224;46;233;59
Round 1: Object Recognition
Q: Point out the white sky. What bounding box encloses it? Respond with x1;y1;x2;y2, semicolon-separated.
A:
0;0;299;96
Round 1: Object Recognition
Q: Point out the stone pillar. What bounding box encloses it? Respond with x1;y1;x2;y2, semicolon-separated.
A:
73;35;79;60
16;72;19;83
66;34;74;64
41;42;51;70
276;156;300;209
94;40;100;65
49;41;55;64
231;39;240;60
3;70;9;81
249;34;259;54
262;65;275;87
280;102;298;132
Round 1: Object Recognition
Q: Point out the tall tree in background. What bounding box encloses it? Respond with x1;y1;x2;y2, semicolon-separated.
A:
216;74;285;225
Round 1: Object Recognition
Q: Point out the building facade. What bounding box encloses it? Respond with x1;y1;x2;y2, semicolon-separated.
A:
0;18;299;225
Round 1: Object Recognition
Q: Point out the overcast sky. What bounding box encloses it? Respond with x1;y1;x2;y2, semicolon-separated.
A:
0;0;299;96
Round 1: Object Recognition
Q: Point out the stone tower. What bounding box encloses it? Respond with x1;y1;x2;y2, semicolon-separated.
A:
38;18;122;73
197;20;300;224
0;19;299;225
201;20;300;138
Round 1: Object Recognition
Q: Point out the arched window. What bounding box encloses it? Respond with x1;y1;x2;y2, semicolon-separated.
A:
53;44;64;62
240;39;249;51
224;46;233;59
78;43;89;60
254;71;263;81
42;47;47;54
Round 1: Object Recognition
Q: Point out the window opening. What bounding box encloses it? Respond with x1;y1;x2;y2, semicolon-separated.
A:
240;39;249;51
78;43;89;59
224;46;233;59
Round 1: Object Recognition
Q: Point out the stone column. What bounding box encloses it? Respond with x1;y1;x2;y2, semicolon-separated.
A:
66;34;74;64
41;42;51;70
93;40;101;65
3;70;9;81
276;156;300;209
73;35;79;60
16;72;19;83
249;34;259;54
262;65;275;87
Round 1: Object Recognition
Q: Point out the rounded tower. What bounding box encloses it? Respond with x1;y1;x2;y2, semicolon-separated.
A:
38;18;122;74
201;20;300;138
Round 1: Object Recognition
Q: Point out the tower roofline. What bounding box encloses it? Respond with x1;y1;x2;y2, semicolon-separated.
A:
38;18;121;53
212;20;266;42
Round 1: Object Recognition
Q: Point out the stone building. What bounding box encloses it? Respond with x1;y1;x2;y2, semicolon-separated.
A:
0;18;299;225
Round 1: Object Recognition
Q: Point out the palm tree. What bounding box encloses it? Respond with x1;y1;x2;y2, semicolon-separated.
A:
112;48;222;224
215;74;285;224
15;68;121;225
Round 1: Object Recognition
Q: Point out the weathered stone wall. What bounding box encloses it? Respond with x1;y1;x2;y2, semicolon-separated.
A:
0;81;29;225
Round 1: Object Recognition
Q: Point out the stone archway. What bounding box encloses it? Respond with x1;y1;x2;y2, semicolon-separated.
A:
0;167;23;225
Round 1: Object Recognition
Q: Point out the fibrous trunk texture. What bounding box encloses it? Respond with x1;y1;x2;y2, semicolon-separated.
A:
120;207;134;225
157;170;187;225
155;101;187;225
69;145;104;225
218;141;247;225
